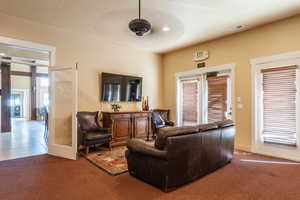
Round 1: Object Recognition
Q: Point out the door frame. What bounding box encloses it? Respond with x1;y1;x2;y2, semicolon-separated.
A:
0;36;79;160
251;51;300;161
0;36;55;133
0;36;79;157
175;63;236;126
0;36;56;66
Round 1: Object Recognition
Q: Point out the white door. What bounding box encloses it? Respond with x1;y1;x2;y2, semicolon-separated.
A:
48;66;78;160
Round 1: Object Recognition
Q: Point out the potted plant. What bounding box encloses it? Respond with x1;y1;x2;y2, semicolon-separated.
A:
111;103;121;112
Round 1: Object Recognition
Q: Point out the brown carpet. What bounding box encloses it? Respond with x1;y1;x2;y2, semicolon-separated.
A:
0;152;300;200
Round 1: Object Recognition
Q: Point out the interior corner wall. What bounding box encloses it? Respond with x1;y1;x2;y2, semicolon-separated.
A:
162;14;300;152
0;12;163;113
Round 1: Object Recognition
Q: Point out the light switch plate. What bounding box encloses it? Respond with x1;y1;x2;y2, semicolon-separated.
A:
237;103;243;109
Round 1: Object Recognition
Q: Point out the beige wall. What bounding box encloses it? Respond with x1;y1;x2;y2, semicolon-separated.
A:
3;10;300;151
162;14;300;151
0;12;163;112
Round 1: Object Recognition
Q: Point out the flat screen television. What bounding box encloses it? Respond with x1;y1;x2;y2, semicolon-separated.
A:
101;73;142;102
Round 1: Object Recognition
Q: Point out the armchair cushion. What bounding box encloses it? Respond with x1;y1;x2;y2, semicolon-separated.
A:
152;112;165;127
165;120;175;126
85;132;111;141
77;111;100;132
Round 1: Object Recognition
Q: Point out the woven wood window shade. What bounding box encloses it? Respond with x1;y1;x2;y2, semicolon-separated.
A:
182;80;198;124
261;66;298;146
207;75;228;123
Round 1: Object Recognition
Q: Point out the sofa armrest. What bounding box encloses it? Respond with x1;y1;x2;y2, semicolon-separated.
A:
127;139;167;160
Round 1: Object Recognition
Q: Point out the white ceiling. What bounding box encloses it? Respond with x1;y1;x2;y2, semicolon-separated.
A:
0;0;300;53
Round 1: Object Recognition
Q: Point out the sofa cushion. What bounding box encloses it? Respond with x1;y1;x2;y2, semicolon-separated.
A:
215;119;234;128
198;123;218;132
155;126;199;150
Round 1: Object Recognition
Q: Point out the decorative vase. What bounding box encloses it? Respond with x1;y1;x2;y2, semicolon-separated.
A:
145;96;149;111
142;96;145;111
142;96;149;111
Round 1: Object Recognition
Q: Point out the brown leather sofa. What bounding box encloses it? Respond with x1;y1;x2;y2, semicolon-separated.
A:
125;120;235;191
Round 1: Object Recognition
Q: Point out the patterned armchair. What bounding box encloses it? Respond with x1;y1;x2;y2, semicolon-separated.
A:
151;109;174;137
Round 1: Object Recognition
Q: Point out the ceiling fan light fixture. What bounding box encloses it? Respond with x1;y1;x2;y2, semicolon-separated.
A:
129;18;151;36
129;0;151;36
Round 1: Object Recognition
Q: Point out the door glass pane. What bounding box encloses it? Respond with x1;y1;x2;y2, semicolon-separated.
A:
207;75;229;123
261;66;297;146
52;70;73;146
181;80;199;126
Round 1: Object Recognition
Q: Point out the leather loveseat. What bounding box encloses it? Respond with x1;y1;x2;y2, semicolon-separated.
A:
125;120;235;191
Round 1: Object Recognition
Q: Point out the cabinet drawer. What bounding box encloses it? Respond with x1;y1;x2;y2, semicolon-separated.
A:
110;114;131;119
132;113;149;118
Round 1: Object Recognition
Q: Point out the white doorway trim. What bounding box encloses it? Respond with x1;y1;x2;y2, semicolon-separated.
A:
175;63;236;125
251;51;300;161
0;36;56;66
0;36;79;160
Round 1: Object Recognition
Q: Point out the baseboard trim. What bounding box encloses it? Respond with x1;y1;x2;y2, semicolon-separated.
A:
235;144;251;152
252;145;300;162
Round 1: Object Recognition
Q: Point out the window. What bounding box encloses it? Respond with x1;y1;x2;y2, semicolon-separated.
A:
261;66;298;146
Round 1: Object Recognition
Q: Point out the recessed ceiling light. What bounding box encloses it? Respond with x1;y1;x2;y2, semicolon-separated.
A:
162;26;170;32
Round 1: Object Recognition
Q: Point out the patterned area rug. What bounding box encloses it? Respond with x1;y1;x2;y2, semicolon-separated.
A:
83;146;128;176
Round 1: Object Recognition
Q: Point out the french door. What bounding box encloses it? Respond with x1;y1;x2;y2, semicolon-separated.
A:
177;69;232;126
48;66;78;160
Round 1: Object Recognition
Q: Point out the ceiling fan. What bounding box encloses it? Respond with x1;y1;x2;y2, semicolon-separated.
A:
129;0;151;36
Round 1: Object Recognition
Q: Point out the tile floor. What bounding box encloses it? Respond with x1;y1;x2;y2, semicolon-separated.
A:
0;118;47;161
